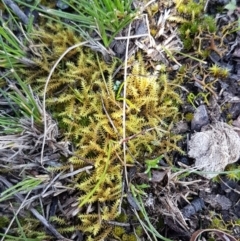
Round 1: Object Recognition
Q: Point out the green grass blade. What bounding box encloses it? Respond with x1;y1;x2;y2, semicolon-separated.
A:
0;177;43;202
0;233;41;241
131;184;174;241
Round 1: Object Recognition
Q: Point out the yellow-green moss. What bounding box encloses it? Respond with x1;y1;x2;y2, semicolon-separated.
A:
21;21;183;240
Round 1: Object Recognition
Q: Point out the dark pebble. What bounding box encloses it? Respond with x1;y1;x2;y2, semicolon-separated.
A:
191;105;209;131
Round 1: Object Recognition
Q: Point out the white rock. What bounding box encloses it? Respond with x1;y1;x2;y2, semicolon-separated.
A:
188;122;240;179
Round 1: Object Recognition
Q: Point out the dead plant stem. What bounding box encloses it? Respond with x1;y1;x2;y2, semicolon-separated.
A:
122;24;132;188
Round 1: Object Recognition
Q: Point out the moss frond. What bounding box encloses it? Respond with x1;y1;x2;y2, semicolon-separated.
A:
49;216;66;225
58;226;76;234
225;164;240;181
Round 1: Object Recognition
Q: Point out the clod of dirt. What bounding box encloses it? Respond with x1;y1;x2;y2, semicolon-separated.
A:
181;198;205;219
205;194;232;210
188;122;240;179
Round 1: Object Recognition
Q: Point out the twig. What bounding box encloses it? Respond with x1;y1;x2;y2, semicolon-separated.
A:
105;220;130;227
41;172;63;197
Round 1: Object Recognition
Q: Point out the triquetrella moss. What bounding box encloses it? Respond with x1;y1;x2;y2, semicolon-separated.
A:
19;21;183;240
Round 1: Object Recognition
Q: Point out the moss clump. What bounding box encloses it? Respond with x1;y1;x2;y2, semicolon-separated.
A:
21;21;183;240
0;216;9;229
185;112;194;122
209;64;229;78
173;0;217;54
176;0;204;19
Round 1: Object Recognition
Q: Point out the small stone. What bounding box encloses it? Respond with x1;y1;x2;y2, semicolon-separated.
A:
230;103;240;119
206;195;232;210
57;0;69;9
135;19;148;35
191;105;209;131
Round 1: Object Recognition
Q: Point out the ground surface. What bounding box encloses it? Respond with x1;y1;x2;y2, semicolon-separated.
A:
0;0;240;241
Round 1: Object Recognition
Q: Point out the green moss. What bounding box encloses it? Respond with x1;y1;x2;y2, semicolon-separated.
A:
135;225;144;237
0;216;9;229
209;212;240;234
116;213;129;223
175;0;217;54
112;226;125;237
185;112;194;122
20;20;183;240
225;164;240;181
176;0;204;19
179;15;217;52
122;233;137;241
203;16;217;33
209;64;229;78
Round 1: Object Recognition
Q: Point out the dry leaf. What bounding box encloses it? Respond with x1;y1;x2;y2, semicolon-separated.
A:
188;122;240;179
151;170;168;184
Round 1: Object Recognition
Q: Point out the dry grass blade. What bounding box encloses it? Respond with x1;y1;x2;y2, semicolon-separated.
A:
41;41;89;165
122;23;132;188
